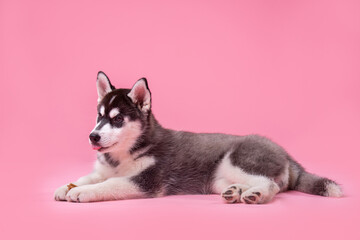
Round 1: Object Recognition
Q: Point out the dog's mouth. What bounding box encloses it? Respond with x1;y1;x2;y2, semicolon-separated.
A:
91;142;118;152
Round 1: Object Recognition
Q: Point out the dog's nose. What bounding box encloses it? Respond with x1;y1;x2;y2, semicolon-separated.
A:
89;133;101;143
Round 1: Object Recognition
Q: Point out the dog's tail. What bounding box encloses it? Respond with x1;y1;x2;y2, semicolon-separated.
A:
288;158;343;197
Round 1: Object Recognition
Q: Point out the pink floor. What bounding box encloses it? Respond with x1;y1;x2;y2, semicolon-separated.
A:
1;0;360;239
1;158;358;240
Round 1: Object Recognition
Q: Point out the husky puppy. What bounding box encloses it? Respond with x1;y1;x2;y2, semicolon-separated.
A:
54;72;343;204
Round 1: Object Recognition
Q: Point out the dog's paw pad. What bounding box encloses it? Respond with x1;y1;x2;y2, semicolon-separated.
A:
221;185;245;204
222;194;238;203
242;192;262;204
253;192;261;197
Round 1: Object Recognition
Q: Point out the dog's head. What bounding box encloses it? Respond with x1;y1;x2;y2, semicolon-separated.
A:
89;71;152;153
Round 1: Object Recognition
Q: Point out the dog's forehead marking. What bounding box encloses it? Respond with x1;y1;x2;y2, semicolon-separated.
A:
109;95;117;105
99;105;105;116
109;108;120;118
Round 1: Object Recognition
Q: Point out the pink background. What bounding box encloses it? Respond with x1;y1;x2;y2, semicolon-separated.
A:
1;0;359;239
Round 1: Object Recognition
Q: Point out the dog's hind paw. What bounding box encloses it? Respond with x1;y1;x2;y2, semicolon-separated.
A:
221;184;250;203
241;191;262;204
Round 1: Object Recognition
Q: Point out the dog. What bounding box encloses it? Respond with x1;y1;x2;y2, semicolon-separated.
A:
54;71;343;203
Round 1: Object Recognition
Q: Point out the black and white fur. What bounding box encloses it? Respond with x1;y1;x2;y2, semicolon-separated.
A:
54;72;343;204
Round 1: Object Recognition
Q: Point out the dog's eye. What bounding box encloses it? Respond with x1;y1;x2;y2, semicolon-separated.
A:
113;115;123;123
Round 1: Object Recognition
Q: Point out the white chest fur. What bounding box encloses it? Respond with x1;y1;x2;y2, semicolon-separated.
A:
95;154;155;179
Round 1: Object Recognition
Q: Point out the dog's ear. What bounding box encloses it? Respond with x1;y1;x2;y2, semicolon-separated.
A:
127;78;151;113
97;71;115;103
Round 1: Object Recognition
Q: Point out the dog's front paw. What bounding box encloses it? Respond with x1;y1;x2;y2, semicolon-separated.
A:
54;185;70;201
65;186;98;203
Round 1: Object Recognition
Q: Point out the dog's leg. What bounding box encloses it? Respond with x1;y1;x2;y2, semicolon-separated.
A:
54;172;105;201
65;177;143;203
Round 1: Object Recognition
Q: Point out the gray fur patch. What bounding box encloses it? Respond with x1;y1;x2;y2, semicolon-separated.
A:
104;153;120;167
229;135;287;179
